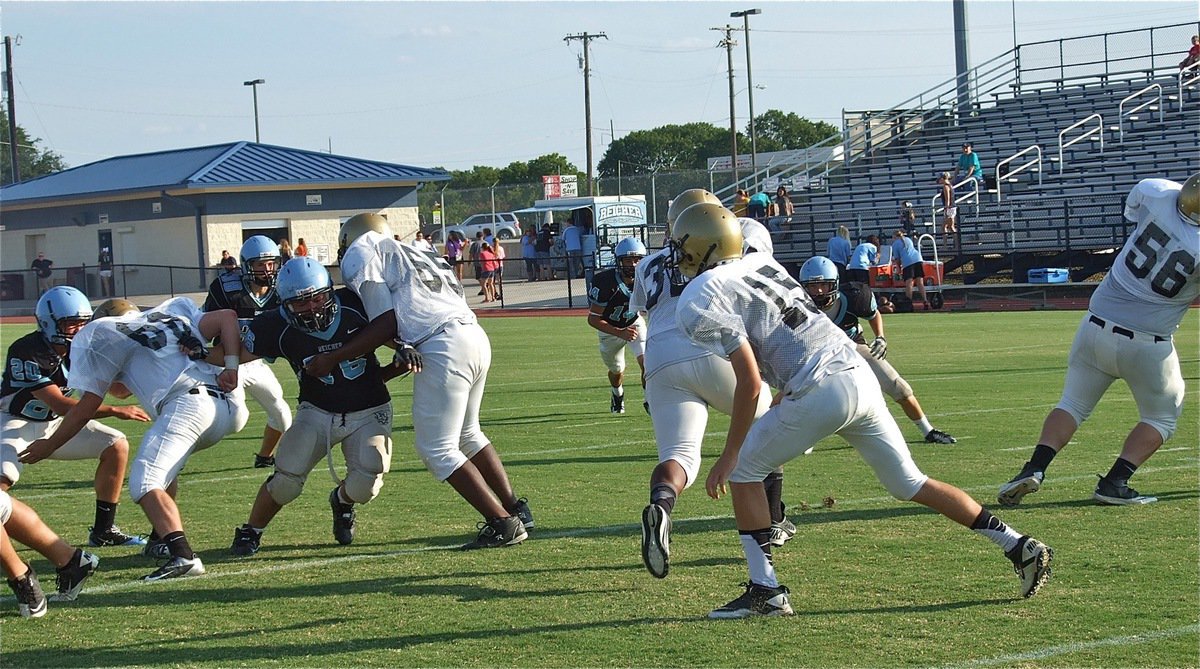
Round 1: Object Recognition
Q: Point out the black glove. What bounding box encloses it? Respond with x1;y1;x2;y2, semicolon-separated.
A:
393;344;422;375
869;336;887;360
179;332;210;361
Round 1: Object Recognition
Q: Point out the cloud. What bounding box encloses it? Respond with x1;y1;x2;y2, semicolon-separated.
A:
408;25;454;38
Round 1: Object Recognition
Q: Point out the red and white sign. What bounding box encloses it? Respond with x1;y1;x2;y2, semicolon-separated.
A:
542;174;578;199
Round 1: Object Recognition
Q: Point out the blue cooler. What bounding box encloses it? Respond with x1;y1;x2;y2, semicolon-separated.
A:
1028;267;1069;284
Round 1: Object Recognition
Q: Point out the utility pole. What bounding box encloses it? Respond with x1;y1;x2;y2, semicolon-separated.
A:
713;25;739;187
732;9;762;182
4;35;20;183
564;31;607;196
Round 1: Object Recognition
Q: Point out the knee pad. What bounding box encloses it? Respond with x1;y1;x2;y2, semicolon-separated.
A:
342;469;384;504
258;395;292;433
666;453;701;490
0;489;11;524
1142;410;1181;443
266;471;307;506
0;444;22;487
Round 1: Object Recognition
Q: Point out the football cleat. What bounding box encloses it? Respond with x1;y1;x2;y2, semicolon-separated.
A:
1007;537;1053;598
88;524;147;547
640;503;671;579
7;564;48;618
924;429;957;445
230;525;262;557
769;516;797;547
142;555;205;581
50;549;99;602
611;394;625;414
142;537;171;559
512;497;535;531
997;463;1044;507
330;488;356;546
1093;475;1158;505
253;454;276;469
709;582;794;619
460;516;527;550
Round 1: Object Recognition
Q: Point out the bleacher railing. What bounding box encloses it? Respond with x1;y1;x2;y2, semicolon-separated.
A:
1179;60;1200;109
1116;83;1165;143
995;145;1044;202
1057;114;1104;172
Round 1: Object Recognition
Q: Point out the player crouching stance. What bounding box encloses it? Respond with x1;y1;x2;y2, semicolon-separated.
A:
2;287;151;548
307;214;531;550
668;203;1052;619
587;237;648;414
2;490;98;618
229;258;399;556
19;298;248;581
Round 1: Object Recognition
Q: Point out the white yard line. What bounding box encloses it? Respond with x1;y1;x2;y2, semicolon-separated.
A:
939;624;1200;668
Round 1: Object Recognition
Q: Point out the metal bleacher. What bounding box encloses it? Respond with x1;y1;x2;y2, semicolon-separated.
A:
760;22;1200;284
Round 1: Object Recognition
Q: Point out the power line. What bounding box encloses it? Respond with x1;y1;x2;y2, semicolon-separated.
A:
564;31;607;196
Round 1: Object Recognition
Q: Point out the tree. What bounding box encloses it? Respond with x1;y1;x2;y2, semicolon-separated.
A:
597;122;732;177
751;110;838;153
0;111;67;185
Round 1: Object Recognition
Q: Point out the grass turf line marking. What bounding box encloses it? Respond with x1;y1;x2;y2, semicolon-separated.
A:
937;623;1200;668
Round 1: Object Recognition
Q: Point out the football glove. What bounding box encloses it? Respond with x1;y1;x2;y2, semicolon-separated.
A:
868;336;887;360
178;332;210;361
392;344;422;375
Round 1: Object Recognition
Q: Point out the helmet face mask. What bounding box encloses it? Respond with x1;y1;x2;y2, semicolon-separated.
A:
240;236;282;288
613;237;647;282
798;256;840;309
666;202;743;282
1179;173;1200;226
276;257;338;332
35;286;93;346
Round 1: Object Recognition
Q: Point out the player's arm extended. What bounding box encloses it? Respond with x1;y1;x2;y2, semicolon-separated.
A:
587;305;634;340
19;391;105;464
306;311;398;378
705;342;763;499
197;309;242;391
30;384;148;423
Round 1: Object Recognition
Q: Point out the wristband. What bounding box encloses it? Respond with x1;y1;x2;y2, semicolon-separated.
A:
224;355;240;371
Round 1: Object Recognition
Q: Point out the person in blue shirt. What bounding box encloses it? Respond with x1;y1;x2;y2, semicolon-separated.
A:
954;143;984;182
747;192;771;222
846;234;879;284
891;229;930;308
826;225;852;282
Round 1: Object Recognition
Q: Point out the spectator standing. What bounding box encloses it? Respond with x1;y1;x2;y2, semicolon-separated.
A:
494;239;506;299
478;242;500;303
220;255;238;275
469;232;486;295
899;201;918;236
891;229;930;309
413;231;435;253
563;220;583;279
747;191;771;222
445;231;467;281
97;247;115;298
31;253;53;296
773;186;794;218
826;225;852;281
938;173;958;235
520;227;539;281
846;235;879;285
535;224;555;280
294;238;308;257
278;239;293;264
954;143;983;183
732;189;750;218
1179;35;1200;70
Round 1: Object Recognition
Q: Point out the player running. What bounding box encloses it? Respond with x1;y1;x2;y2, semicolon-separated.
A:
587;237;648;414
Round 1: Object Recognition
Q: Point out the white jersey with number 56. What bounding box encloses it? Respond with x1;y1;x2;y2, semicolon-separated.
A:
1090;178;1200;337
340;230;475;346
69;297;218;417
676;253;857;395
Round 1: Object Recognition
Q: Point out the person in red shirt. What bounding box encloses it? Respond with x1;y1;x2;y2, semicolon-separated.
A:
1180;35;1200;71
478;242;500;303
294;238;308;257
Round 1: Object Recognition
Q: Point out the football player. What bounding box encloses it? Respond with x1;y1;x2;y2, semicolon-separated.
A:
1;286;151;548
1;489;99;618
19;297;248;581
587;237;648;414
228;258;402;556
306;213;532;550
999;173;1200;507
630;189;794;580
798;256;957;445
670;202;1051;619
204;235;293;468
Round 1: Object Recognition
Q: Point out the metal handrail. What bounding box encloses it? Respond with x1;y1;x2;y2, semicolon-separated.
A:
1057;113;1104;172
1116;83;1164;143
928;176;980;222
994;145;1043;202
1180;60;1200;110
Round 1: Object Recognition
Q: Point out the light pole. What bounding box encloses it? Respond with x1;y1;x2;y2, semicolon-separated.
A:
243;79;265;142
731;9;761;184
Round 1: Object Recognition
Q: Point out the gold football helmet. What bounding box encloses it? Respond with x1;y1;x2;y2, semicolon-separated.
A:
669;202;743;280
666;189;721;230
339;213;392;255
91;298;139;320
1179;173;1199;226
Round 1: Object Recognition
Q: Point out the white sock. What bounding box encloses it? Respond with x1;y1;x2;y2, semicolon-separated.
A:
612;386;624;398
739;532;778;587
914;416;934;436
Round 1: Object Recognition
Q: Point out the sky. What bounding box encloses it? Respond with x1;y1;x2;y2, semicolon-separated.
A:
1;1;1196;175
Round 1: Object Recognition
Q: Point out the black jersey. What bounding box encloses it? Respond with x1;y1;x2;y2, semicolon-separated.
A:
204;271;281;336
1;331;69;421
244;288;390;414
588;267;638;329
821;281;878;344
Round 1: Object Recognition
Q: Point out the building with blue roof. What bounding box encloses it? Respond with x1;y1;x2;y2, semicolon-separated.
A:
0;142;448;299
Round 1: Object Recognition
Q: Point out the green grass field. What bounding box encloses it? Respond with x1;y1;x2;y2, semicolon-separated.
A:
1;310;1197;668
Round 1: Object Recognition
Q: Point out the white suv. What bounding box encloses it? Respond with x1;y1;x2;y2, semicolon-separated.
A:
442;212;520;242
